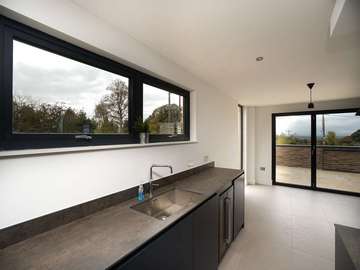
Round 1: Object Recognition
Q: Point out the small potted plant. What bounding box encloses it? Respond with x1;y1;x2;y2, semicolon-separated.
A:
134;117;150;144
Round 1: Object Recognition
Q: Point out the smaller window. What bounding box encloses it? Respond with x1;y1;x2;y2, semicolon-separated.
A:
143;84;184;136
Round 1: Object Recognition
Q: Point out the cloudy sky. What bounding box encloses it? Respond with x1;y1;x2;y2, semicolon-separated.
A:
13;40;183;120
13;40;129;118
276;113;360;137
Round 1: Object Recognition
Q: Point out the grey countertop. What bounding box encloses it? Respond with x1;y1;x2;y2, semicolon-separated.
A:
0;167;242;270
335;224;360;270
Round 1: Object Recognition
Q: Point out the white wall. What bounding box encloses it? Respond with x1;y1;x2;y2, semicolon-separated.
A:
244;107;256;185
252;98;360;185
0;1;240;229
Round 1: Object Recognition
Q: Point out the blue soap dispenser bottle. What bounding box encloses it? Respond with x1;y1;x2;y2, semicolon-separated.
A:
137;184;144;201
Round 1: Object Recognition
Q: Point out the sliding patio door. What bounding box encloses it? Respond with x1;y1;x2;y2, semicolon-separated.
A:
316;112;360;193
273;109;360;195
273;114;312;187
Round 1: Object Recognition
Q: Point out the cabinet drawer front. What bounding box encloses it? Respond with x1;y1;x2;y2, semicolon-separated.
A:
115;216;193;270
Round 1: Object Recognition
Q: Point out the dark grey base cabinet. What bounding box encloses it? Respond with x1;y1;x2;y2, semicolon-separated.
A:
113;172;245;270
115;215;193;270
193;195;219;270
233;174;245;239
219;186;234;260
218;173;245;262
114;195;218;270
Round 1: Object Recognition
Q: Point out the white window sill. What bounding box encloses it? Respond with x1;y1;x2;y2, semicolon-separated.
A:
0;141;198;159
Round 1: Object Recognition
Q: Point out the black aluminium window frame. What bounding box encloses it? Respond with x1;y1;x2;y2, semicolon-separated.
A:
140;73;190;143
238;104;244;170
0;16;190;150
272;108;360;197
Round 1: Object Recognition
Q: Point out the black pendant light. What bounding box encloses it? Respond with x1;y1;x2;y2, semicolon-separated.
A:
307;83;315;109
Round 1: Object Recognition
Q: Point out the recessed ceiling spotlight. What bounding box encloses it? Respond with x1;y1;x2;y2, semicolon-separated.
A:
256;56;264;62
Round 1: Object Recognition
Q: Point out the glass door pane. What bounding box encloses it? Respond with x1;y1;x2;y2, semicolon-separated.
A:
316;112;360;193
275;115;312;186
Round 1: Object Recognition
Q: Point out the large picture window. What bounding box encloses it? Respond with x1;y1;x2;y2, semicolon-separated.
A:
0;16;190;150
13;40;129;135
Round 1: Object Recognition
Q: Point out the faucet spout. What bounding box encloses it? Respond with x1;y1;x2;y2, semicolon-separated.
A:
149;164;173;198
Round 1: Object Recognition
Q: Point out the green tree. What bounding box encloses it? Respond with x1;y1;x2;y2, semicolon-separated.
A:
145;104;182;134
94;101;118;133
276;133;297;144
94;79;128;133
351;129;360;143
62;109;94;133
324;131;337;145
13;96;94;133
14;96;63;133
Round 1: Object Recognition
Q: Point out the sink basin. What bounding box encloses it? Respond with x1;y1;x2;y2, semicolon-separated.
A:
131;188;203;220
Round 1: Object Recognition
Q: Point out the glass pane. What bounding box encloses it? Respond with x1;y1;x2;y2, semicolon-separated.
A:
12;40;129;134
143;84;184;135
316;113;360;193
275;115;311;186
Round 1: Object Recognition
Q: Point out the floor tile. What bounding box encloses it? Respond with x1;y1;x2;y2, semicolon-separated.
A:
220;184;360;270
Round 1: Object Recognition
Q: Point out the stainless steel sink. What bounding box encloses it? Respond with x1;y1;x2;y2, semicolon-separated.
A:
131;188;203;220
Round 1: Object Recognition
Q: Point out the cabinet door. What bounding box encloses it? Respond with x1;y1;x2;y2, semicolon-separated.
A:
193;195;219;270
218;186;234;261
233;174;245;239
115;215;193;270
226;187;234;244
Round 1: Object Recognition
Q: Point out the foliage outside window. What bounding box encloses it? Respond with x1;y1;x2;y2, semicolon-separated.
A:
143;84;184;136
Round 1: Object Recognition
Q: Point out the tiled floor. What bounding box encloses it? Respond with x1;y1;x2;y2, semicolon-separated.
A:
219;185;360;270
276;165;360;193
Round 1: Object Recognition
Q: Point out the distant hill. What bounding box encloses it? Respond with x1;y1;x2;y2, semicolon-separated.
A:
351;129;360;143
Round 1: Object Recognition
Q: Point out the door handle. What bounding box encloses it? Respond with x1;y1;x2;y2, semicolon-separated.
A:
75;135;92;140
224;197;232;244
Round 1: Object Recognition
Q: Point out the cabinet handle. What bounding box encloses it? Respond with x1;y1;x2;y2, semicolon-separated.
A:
224;197;231;244
75;135;92;140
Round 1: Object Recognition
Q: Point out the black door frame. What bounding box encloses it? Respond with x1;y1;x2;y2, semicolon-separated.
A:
272;108;360;197
238;104;244;170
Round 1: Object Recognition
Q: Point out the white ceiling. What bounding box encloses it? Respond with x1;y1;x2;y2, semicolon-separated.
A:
72;0;360;106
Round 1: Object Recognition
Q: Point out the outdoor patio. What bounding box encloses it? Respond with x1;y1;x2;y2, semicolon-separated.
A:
276;165;360;193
